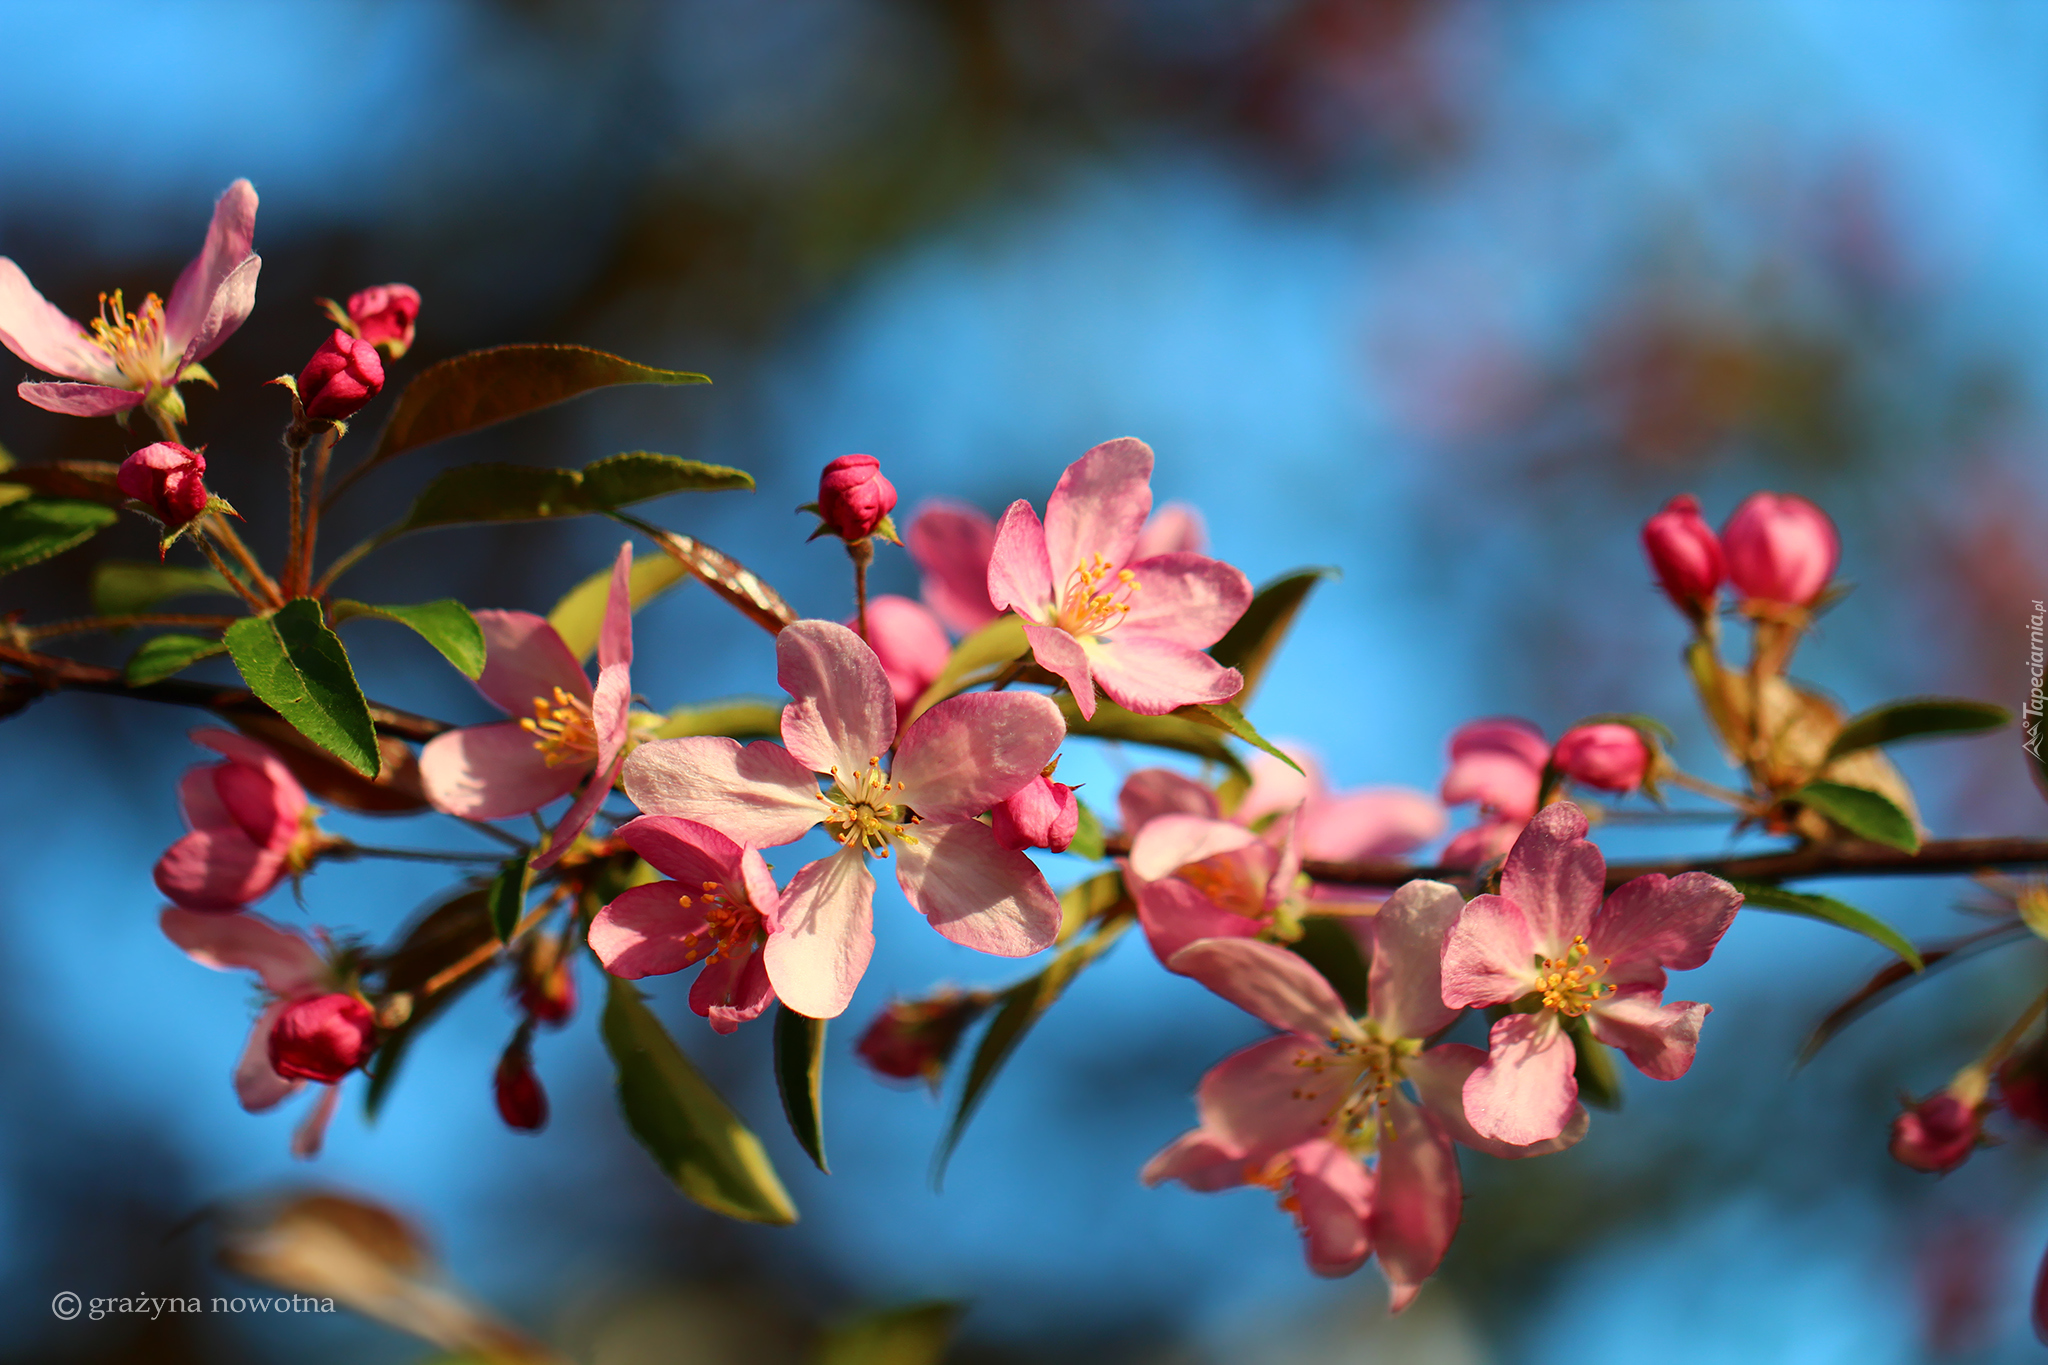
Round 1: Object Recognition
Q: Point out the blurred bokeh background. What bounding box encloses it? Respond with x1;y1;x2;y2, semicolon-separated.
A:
3;0;2048;1360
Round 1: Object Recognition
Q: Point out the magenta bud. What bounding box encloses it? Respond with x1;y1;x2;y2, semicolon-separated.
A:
1889;1092;1982;1174
345;284;420;358
817;453;897;541
297;328;385;424
1721;491;1839;609
267;993;377;1083
2001;1051;2048;1134
116;441;209;527
991;773;1080;853
494;1044;549;1132
1641;493;1723;617
855;990;990;1087
1552;723;1651;793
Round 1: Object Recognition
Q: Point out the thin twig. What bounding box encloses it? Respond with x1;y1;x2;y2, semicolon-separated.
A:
333;844;506;866
201;518;284;608
23;613;238;641
190;532;270;612
421;887;568;997
298;427;337;597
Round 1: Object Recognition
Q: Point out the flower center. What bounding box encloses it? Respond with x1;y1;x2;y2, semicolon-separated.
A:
820;756;920;856
1535;935;1613;1017
1054;554;1142;637
87;290;175;387
672;880;763;967
1176;853;1269;919
520;687;598;766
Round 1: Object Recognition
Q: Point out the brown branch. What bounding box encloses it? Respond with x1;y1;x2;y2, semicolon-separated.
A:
23;613;239;641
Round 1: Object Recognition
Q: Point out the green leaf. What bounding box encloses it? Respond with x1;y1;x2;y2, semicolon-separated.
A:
1056;869;1128;942
600;977;798;1225
392;452;752;534
92;560;231;617
1563;1013;1624;1109
653;697;786;741
1288;916;1371;1016
0;498;117;577
935;912;1131;1181
329;598;486;679
815;1301;964;1365
1793;780;1920;853
1824;697;2010;764
1058;695;1250;781
486;850;531;943
356;343;711;479
223;599;381;777
1067;799;1106;862
1209;567;1335;702
547;552;693;662
773;1004;828;1173
1182;700;1302;773
904;615;1029;725
124;633;226;685
1730;879;1923;969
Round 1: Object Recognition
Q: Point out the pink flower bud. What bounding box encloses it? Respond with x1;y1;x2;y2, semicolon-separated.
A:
116;442;209;527
1721;491;1839;608
345;284;420;357
494;1044;548;1132
297;328;385;424
1641;493;1723;615
1553;723;1651;793
267;993;377;1083
991;773;1080;853
855;990;990;1087
817;453;897;541
1889;1092;1981;1174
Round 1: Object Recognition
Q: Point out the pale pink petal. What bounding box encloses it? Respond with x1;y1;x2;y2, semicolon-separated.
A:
1369;1090;1460;1311
1133;502;1207;559
1043;437;1153;583
18;381;145;416
1128;813;1259;881
1289;1139;1375;1278
155;826;287;909
165;180;259;349
777;619;897;776
1022;620;1097;718
740;848;782;922
987;499;1055;620
621;736;823;848
419;721;587;820
1084;632;1244;716
1439;750;1543;821
1438;893;1538;1009
234;1001;304;1111
177;764;233;834
0;258;111;380
472;610;590;716
1590;989;1710;1080
1237;750;1321;826
860;595;952;720
892;818;1060;956
1196;1035;1349;1157
690;942;773;1033
1118;554;1253;649
1300;789;1447;862
1368;879;1465;1040
1264;808;1303;910
1587;871;1742;988
1439;817;1523;869
1170;937;1358;1040
907;499;1001;635
891;691;1065;819
588;881;713;979
162;907;325;997
1448;716;1550;769
1141;1128;1248;1191
1498;802;1603;954
290;1083;341;1160
763;847;875;1019
616;814;748;885
596;541;635;672
1134;874;1261;964
176;254;260;369
1461;1013;1577;1146
1406;1043;1588;1158
1118;767;1219;832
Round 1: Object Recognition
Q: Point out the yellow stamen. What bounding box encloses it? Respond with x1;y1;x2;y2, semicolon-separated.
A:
1535;935;1614;1017
1054;552;1143;638
519;686;599;765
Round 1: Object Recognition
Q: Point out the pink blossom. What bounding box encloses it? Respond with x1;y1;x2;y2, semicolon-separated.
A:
117;441;210;528
345;284;420;357
296;328;384;423
160;908;353;1158
1125;809;1302;965
1132;502;1207;559
420;542;635;870
1237;749;1447;865
1640;493;1723;617
1440;803;1742;1145
0;180;259;418
1552;723;1651;793
267;993;377;1083
620;620;1065;1019
1890;1091;1983;1173
1145;884;1584;1304
1721;491;1839;608
991;773;1079;853
155;728;322;911
1438;717;1547;868
856;594;952;723
987;439;1252;718
588;816;781;1033
855;989;992;1087
816;453;897;541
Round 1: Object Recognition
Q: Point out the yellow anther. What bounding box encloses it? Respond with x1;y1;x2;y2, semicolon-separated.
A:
519;686;599;765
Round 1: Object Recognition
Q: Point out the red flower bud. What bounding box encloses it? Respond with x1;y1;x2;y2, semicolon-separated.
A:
116;442;209;527
494;1043;548;1132
1552;723;1651;793
1721;491;1839;609
513;936;575;1028
1641;493;1723;617
2001;1050;2048;1134
817;453;897;542
297;328;385;424
1889;1091;1982;1174
855;990;990;1088
991;774;1080;853
267;993;377;1083
345;284;420;358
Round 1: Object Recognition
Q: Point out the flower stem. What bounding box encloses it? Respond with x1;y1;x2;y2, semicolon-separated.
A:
1662;768;1760;812
23;613;238;641
282;427;307;599
332;843;507;866
191;531;271;612
421;885;570;997
203;517;284;608
848;536;874;641
297;427;337;598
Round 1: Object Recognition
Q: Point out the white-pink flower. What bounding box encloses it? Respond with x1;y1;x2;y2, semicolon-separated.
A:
1440;802;1743;1145
620;620;1066;1019
986;439;1251;718
0;181;259;418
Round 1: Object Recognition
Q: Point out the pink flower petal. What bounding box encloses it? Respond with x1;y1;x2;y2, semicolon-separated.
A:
1439;893;1537;1009
1367;880;1465;1040
161;907;325;997
530;662;631;871
1133;502;1207;559
1590;988;1710;1080
0;258;111;381
596;541;635;672
290;1082;341;1160
1587;871;1742;989
1118;767;1220;833
155;826;288;909
1141;1128;1249;1191
616;814;748;884
621;736;823;848
1196;1035;1348;1157
891;690;1065;820
1084;632;1244;716
1127;813;1259;882
177;763;233;834
176;254;260;370
763;847;875;1019
1369;1090;1460;1311
472;610;590;716
1134;874;1260;964
1439;817;1523;869
860;595;952;721
18;381;145;416
1043;437;1153;584
1461;1013;1578;1146
987;499;1055;620
1300;788;1447;862
419;720;587;820
1405;1043;1588;1158
165;180;259;356
1022;620;1097;718
907;499;1001;635
1498;802;1603;954
212;757;301;850
1119;553;1253;649
892;818;1061;956
588;881;714;979
235;1000;304;1112
1441;716;1547;819
777;619;897;777
692;943;773;1034
1170;937;1358;1040
1290;1139;1375;1278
